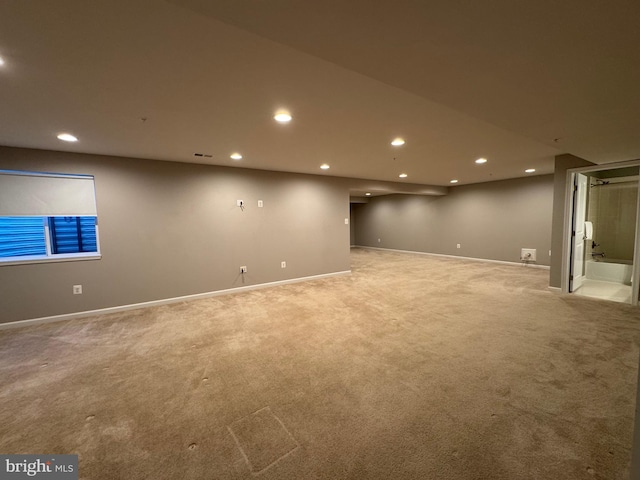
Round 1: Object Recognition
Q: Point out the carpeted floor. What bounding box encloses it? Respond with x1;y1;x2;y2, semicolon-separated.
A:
1;248;640;479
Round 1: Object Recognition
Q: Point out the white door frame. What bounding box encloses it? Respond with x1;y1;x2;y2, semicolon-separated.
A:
561;159;640;305
570;173;588;292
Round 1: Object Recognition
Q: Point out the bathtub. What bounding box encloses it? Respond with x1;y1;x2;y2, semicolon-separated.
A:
585;259;633;285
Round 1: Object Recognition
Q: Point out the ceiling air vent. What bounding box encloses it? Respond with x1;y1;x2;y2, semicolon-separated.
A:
193;153;213;158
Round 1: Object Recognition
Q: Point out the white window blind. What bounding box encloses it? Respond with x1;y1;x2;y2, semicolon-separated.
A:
0;170;97;216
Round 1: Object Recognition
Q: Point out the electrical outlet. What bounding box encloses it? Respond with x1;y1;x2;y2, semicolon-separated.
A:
457;244;461;249
73;285;82;295
258;200;263;208
521;248;537;261
236;199;244;207
345;218;349;225
281;261;286;268
377;238;381;243
240;266;247;274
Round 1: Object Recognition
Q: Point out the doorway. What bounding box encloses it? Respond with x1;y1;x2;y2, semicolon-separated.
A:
566;165;640;304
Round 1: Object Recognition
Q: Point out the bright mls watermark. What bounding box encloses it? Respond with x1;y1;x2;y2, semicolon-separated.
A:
1;455;78;479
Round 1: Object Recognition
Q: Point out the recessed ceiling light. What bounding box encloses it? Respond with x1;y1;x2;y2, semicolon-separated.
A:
450;179;459;184
399;173;408;178
365;192;371;196
274;111;292;123
475;158;487;164
230;153;243;160
391;138;405;146
320;164;330;170
525;168;536;173
57;133;78;142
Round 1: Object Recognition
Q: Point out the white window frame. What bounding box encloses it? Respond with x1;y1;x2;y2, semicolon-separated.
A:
0;169;102;267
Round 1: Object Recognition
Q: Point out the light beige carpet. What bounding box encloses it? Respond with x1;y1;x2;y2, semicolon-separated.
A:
1;248;639;479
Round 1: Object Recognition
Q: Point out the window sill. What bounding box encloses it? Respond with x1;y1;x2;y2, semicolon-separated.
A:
0;252;102;267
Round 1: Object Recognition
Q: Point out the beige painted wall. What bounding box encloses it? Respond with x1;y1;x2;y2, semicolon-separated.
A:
353;175;554;266
0;147;351;324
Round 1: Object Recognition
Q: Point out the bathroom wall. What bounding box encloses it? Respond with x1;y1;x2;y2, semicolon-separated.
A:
588;181;638;261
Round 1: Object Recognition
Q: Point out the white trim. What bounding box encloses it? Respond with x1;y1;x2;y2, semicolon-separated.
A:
0;252;101;267
0;270;351;330
44;220;52;257
354;246;551;270
0;169;93;180
547;286;562;293
561;169;575;294
633;174;640;306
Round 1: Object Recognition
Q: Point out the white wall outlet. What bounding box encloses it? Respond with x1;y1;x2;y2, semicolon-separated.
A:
281;261;286;268
456;244;461;249
345;218;349;224
236;199;244;207
73;285;82;295
377;238;381;243
258;200;263;208
240;266;247;274
521;248;537;261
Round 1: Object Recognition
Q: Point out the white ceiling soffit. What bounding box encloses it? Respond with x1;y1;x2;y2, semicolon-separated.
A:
0;1;637;188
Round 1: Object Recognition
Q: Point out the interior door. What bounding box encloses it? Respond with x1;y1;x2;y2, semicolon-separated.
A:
570;173;588;292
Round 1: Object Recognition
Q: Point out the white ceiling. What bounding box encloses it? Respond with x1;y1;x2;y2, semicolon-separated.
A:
0;0;638;194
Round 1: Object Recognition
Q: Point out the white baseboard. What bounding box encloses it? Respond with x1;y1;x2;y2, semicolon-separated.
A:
354;245;551;270
547;286;562;293
0;270;351;330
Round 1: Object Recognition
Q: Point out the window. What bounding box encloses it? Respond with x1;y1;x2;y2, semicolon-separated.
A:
0;217;47;258
0;170;101;266
0;216;99;262
48;216;98;254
